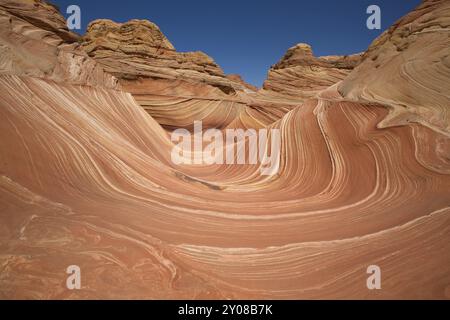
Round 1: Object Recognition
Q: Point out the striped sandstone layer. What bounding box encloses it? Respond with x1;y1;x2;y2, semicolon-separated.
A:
0;0;449;299
261;43;362;101
0;0;119;89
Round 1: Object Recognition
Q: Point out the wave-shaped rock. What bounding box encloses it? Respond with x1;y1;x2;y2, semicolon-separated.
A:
79;17;297;131
0;0;449;300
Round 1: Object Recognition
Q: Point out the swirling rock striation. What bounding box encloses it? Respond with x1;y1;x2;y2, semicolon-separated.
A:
339;0;450;135
79;18;297;131
0;0;449;300
0;0;120;89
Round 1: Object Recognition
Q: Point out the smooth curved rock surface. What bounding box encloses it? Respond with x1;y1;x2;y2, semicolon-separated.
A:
0;0;449;300
1;74;449;299
339;0;450;135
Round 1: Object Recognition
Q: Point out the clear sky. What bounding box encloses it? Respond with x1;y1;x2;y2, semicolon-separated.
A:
51;0;421;87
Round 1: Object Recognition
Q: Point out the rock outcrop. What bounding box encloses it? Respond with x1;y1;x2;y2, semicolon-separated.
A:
0;0;449;300
226;74;259;92
339;0;450;135
81;19;250;94
262;43;362;100
79;18;296;131
0;0;120;89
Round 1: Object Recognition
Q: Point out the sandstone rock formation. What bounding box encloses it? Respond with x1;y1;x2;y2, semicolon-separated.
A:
81;19;250;94
0;0;449;300
339;0;450;135
226;74;259;92
79;18;292;131
262;43;362;100
0;0;119;88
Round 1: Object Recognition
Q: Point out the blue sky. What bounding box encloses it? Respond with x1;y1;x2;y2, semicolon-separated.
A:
51;0;421;87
